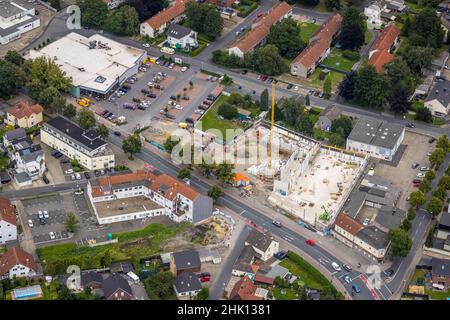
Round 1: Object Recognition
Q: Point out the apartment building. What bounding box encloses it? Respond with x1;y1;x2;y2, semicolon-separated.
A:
140;0;187;38
368;23;401;73
0;247;37;279
40;116;115;171
87;169;213;225
0;197;17;245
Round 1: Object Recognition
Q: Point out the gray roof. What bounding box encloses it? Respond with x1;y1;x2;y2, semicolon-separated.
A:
233;245;256;273
15;171;31;183
173;272;202;294
110;261;134;273
172;250;201;270
426;79;450;107
431;258;450;277
0;14;39;37
245;230;276;253
4;128;26;142
439;213;450;229
343;189;367;218
102;273;132;299
44;116;107;152
166;24;192;39
265;265;289;280
374;205;405;230
320;105;341;121
81;271;104;287
0;0;33;19
356;226;390;250
347;117;404;150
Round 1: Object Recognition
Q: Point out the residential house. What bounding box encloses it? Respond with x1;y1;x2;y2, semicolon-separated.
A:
81;271;104;290
6;101;43;129
0;247;37;279
346;117;405;161
425;79;450;118
333;212;365;248
140;0;187;38
228;1;292;58
102;0;127;10
245;230;279;261
40;116;115;171
0;0;41;45
166;24;198;49
232;245;257;277
290;14;342;78
102;273;133;300
207;0;235;7
437;213;450;252
87;169;213;224
229;274;263;300
3;128;45;185
368;24;401;73
173;272;202;298
365;3;384;29
373;205;405;233
0;197;17;245
431;258;450;289
315;105;342;131
170;250;201;276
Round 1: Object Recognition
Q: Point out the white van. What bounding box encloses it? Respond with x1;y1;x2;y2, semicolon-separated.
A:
160;47;175;55
331;262;342;271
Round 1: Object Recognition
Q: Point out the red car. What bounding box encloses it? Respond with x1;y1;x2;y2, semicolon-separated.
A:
200;276;210;283
306;239;315;246
261;75;268;81
257;13;263;18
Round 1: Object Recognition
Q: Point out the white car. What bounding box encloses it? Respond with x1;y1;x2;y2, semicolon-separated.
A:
417;172;426;178
38;210;44;219
293;86;299;91
43;210;49;219
175;105;183;110
169;63;174;69
74;189;84;195
65;168;73;174
49;232;56;240
331;262;342;272
344;275;352;284
181;66;188;72
147;81;154;86
28;219;33;228
75;173;81;180
363;218;370;226
195;110;204;114
142;43;150;48
71;174;76;181
420;166;430;172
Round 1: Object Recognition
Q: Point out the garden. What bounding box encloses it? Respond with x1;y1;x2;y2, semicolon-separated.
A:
233;0;259;18
299;22;320;43
321;49;358;72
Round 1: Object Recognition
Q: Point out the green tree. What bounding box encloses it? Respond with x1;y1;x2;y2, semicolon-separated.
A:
419;178;431;193
76;0;107;28
325;0;341;10
438;175;450;189
144;271;175;300
250;45;289;76
0;60;26;100
195;288;209;300
77;108;96;129
429;148;446;168
338;71;356;100
331;117;353;138
305;94;310;106
104;5;140;36
96;124;109;139
385;58;416;96
63;104;77;118
65;212;79;233
122;134;142;159
266;18;304;59
389;85;411;114
354;65;390;109
178;167;191;180
407;9;444;48
389;228;412;257
50;0;61;10
186;2;224;40
260;88;269;111
37;86;65;113
436;135;450;153
164;136;180;153
100;250;112;267
407;207;416;220
198;158;216;178
427;196;443;216
432;186;448;201
323;75;332;97
425;170;436;181
401;218;412;231
409;190;426;209
402;46;434;74
338;6;366;50
214;162;235;186
208;185;223;203
218;102;238;119
415;106;432;122
4;50;24;66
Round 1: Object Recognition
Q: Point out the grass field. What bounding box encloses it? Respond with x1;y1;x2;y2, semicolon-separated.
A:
365;30;373;45
300;22;320;43
280;258;326;290
310;69;344;90
272;287;298;300
322;49;356;72
196;95;250;142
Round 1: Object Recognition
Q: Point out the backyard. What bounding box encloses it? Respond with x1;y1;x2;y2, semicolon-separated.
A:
310;69;344;91
37;223;191;275
321;49;357;72
300;22;320;43
409;269;450;300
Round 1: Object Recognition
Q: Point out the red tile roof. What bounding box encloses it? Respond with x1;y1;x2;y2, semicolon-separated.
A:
7;101;43;120
368;24;400;73
0;197;16;226
335;212;364;236
0;247;37;277
144;0;187;30
231;1;292;54
229;275;263;300
292;13;342;69
91;169;200;201
254;274;274;285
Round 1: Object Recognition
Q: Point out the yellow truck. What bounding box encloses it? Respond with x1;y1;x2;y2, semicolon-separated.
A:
78;98;91;107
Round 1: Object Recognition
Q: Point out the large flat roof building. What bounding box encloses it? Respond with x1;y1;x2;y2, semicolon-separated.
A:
0;0;40;45
26;32;147;98
346;117;405;161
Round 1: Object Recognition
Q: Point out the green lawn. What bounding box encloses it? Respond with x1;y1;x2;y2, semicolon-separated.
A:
0;155;9;171
196;95;249;142
310;69;344;90
296;0;328;12
272;287;298;300
190;37;208;57
364;30;373;45
322;49;356;72
300;22;320;43
427;289;450;300
37;223;190;275
280;258;325;290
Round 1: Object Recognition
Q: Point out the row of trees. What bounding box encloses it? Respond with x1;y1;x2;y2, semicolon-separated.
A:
185;2;224;40
401;9;444;49
77;0;140;36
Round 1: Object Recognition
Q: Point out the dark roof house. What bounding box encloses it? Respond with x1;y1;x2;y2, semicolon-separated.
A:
173;272;202;297
171;250;201;276
102;273;133;300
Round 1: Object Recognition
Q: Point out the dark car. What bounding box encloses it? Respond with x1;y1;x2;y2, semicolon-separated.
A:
165;114;176;120
39;218;46;225
52;151;63;158
101;110;109;117
199;272;211;278
147;93;157;98
132;97;141;103
141;89;150;94
406;122;415;128
198;105;208;111
203;100;212;106
386;269;395;277
428;137;436;143
60;159;70;164
43;175;50;184
94;170;101;177
411;163;419;169
241;69;248;75
274;251;288;260
113;131;121;137
84;172;91;179
185;117;194;124
287;84;293;89
170;95;177;100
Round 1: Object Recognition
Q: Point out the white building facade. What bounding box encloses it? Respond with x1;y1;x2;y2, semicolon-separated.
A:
0;0;41;45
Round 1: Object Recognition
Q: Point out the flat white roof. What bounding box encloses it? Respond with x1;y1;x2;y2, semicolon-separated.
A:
26;32;146;93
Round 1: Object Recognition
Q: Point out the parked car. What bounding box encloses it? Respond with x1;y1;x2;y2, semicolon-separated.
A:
123;102;136;110
38;210;44;219
168;63;175;69
43;210;49;219
65;169;73;174
198;105;208;111
39;218;46;225
74;189;84;195
428;137;436;143
287;84;293;89
363;218;370;226
49;232;56;240
306;239;315;246
331;262;342;271
51;150;63;158
94;170;101;177
43;175;50;184
272;220;282;227
406;122;415;128
203;100;212;106
147;93;157;98
143;43;150;48
28;219;33;228
411;163;419;169
84;172;91;179
166;114;176;120
113;131;121;137
344;275;352;284
182;96;190;101
181;66;188;72
386;269;395;277
417;172;425;178
132;97;141;103
352;284;361;293
75;173;81;180
342;264;352;272
141;89;150;94
420;166;430;171
185;117;194;124
170;95;177;100
274;251;288;260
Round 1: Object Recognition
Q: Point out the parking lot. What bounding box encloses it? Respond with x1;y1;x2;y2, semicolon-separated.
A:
83;59;222;132
22;192;95;245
